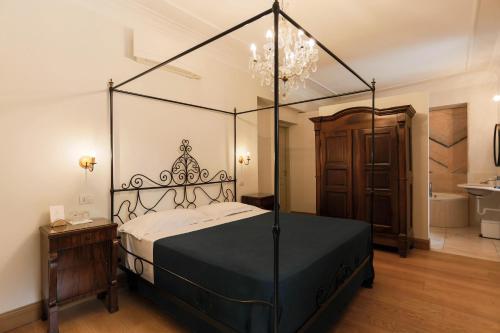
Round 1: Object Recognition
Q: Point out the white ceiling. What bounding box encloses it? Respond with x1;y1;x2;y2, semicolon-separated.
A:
128;0;500;105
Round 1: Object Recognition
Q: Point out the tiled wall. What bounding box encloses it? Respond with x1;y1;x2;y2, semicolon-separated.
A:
429;105;467;193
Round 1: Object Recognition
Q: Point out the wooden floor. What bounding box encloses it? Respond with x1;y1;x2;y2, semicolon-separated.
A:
11;250;500;333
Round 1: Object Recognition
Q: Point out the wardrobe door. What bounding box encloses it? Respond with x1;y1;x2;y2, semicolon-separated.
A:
320;130;352;218
353;127;399;234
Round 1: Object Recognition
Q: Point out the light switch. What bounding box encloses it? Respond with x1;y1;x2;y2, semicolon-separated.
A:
79;194;94;205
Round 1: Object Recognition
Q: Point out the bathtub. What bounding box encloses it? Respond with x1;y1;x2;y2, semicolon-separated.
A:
430;192;469;227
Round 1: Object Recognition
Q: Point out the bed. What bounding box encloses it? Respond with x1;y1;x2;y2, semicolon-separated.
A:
119;203;373;332
109;1;377;331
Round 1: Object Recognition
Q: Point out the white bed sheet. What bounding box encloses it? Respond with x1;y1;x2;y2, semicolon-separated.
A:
120;208;268;283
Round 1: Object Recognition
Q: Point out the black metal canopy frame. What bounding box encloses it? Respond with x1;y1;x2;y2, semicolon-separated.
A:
109;1;376;332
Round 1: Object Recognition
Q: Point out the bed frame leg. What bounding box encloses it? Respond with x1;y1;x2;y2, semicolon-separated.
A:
362;257;375;288
126;271;139;291
362;277;374;289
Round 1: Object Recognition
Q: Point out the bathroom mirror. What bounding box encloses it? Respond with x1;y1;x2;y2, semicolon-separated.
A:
494;124;500;166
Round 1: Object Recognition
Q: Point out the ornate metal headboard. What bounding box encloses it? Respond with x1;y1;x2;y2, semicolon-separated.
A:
112;139;235;224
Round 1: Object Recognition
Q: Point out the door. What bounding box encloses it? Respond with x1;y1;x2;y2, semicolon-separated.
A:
320;130;352;218
279;126;289;212
353;127;399;234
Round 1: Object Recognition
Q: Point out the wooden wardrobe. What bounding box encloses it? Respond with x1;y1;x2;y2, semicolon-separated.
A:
310;105;415;257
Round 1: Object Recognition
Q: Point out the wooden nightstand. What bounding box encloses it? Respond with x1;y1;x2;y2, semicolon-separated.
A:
40;218;118;333
241;193;275;210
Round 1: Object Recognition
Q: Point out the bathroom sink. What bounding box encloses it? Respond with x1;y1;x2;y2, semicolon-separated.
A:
457;184;500;197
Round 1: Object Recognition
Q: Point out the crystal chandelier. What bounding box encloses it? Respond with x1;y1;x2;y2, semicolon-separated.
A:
249;14;319;98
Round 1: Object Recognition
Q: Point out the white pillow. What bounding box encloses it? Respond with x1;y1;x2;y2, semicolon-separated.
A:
195;202;255;219
118;209;213;240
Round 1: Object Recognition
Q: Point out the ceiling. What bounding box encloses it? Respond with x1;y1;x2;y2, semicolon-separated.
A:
127;0;500;106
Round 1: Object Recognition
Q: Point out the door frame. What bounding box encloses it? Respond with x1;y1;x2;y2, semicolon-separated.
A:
279;122;291;212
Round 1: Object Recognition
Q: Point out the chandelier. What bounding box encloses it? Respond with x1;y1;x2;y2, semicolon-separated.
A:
249;16;319;98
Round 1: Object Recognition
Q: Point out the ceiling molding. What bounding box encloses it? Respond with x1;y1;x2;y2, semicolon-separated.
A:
118;0;210;39
465;0;480;71
160;0;228;35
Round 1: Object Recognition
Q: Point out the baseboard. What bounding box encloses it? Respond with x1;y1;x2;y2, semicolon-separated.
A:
0;301;42;332
290;211;316;215
413;237;430;250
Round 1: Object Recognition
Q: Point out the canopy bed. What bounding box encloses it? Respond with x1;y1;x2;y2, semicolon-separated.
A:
108;1;377;332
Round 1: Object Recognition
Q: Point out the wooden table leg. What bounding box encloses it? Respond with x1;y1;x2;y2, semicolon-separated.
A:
48;252;59;333
41;299;48;321
107;239;119;313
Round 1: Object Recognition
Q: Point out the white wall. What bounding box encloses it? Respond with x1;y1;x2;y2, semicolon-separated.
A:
0;0;267;314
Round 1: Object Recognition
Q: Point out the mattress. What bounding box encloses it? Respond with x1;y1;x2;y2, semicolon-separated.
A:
153;212;372;332
120;208;268;283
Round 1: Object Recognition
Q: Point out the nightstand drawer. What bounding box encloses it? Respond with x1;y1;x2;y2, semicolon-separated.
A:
50;228;114;251
57;242;109;269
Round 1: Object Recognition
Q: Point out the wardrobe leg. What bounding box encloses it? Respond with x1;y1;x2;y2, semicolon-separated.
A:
398;234;409;257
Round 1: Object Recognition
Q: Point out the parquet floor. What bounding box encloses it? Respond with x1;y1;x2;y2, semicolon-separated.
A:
11;250;500;333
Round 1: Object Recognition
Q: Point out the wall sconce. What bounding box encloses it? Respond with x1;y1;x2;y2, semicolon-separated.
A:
238;151;251;165
79;155;96;172
493;95;500;102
